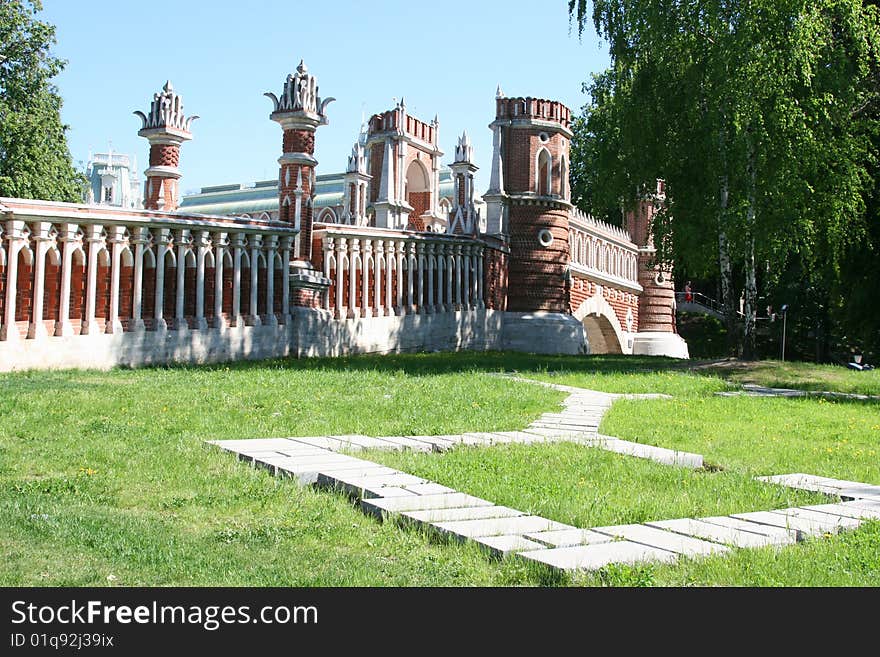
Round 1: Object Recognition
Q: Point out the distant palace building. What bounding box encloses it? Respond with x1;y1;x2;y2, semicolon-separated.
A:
179;167;481;234
86;150;142;209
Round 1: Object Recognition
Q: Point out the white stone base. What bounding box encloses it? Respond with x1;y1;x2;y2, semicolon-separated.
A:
500;312;587;355
293;309;504;358
0;308;619;372
0;323;297;372
631;331;690;359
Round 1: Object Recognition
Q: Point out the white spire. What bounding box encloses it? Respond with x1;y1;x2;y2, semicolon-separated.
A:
496;84;505;99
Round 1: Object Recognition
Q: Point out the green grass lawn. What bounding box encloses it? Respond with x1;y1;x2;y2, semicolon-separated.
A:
2;352;878;586
697;359;880;396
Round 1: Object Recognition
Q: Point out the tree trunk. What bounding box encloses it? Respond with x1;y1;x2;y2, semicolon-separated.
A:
717;176;737;356
741;140;758;360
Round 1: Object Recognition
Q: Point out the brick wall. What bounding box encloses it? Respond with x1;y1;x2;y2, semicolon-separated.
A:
507;204;569;312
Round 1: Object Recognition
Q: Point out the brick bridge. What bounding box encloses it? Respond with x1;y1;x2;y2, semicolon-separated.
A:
0;61;687;371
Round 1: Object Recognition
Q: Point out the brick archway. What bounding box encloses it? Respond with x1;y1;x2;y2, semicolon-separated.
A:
572;293;628;354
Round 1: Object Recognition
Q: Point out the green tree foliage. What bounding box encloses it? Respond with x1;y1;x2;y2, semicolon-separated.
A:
0;0;85;201
568;0;880;360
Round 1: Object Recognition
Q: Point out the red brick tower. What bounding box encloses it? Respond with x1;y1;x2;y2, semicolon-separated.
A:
265;60;334;261
625;180;689;357
366;100;444;231
488;93;573;312
134;81;197;211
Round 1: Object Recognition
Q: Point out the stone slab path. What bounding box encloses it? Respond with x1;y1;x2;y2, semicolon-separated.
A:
205;376;879;575
716;383;880;401
208;435;880;573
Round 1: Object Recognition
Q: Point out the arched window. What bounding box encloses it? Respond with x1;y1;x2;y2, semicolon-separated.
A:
536;148;551;196
560;155;567;198
318;208;337;224
405;160;430;228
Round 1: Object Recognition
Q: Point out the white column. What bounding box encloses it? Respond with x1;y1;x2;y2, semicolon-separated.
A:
395;239;405;314
335;236;347;319
426;243;435;313
81;224;103;335
280;236;292;321
361;239;372;318
55;223;78;336
248;234;262;326
265;234;278;326
462;244;471;309
154;228;170;332
373;240;384;317
406;241;415;312
194;231;210;330
213;232;227;329
105;225;126;334
27;222;52;340
323;236;334;311
349;237;360;318
231;233;244;327
416;242;425;313
444;246;452;311
384;240;394;316
1;220;26;341
453;245;462;310
442;244;451;311
130;228;148;332
174;229;189;331
476;245;485;309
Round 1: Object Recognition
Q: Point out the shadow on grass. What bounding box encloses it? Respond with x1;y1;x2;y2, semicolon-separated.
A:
133;351;692;378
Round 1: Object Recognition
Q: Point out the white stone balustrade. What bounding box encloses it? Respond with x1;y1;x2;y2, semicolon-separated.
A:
0;199;297;342
313;224;487;318
568;208;641;291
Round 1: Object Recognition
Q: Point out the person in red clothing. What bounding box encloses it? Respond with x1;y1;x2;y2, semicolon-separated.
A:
684;281;693;303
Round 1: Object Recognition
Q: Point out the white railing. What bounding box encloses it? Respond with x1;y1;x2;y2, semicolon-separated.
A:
0;198;297;341
568;208;640;288
314;223;485;319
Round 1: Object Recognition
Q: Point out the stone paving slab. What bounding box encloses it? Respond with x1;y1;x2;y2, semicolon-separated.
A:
698;516;799;543
771;507;862;530
591;523;729;556
402;482;456;496
757;474;880;501
521;428;588;439
327;435;395;450
731;510;838;537
646;518;785;548
362;493;494;517
523;528;614;548
318;472;429;498
434;516;573;539
843;498;880;512
258;453;364;467
402;506;525;523
398;435;456;451
474;535;547;557
209;438;302;452
364;436;435;451
235;448;330;463
518;541;678;571
595;436;704;469
799;503;880;521
278;464;400;485
285;436;352;451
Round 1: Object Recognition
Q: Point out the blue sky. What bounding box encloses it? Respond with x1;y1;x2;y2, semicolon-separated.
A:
42;0;609;196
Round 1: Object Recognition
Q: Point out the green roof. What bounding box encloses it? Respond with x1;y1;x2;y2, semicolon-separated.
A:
181;169;455;216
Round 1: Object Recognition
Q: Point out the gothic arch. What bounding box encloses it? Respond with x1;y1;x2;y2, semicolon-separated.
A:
318;207;337;224
572;292;629;355
535;147;551;196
